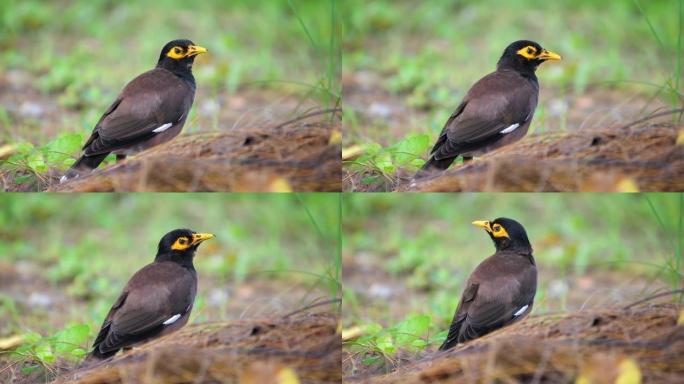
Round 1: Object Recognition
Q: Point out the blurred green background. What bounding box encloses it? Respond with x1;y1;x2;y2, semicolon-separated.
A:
341;0;683;187
0;193;340;374
342;193;682;370
0;0;340;187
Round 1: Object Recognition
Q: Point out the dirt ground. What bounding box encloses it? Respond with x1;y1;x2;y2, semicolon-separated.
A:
0;69;341;192
402;118;683;192
49;115;341;192
52;310;340;384
345;302;682;383
342;70;683;192
0;257;338;383
342;244;677;380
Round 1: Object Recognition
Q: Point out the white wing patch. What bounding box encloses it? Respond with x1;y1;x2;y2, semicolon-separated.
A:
152;123;173;133
162;313;181;325
513;305;529;317
500;123;520;134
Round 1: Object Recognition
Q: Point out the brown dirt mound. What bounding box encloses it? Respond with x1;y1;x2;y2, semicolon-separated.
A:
50;113;341;192
56;311;340;384
401;117;684;192
346;303;683;384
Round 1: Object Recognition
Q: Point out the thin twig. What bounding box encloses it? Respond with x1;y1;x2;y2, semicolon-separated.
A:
619;108;684;130
623;288;684;309
0;360;18;375
282;298;341;318
272;108;342;130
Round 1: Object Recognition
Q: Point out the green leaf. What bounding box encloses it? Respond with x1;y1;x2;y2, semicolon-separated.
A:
365;323;383;335
361;175;380;185
43;133;82;166
64;324;90;344
394;134;430;165
70;348;86;358
13;344;31;355
14;174;33;185
395;314;430;346
410;158;426;168
365;142;383;156
26;152;46;173
15;142;35;154
361;355;381;366
375;333;395;354
354;335;374;346
20;364;40;375
397;314;431;334
24;332;42;344
430;330;449;345
375;152;394;174
355;154;372;165
35;343;54;363
54;324;90;353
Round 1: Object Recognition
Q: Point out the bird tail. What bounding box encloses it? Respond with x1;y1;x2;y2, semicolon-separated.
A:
75;348;115;369
60;153;109;183
438;321;462;351
439;338;456;351
414;156;456;179
421;156;456;171
86;338;119;360
87;348;116;360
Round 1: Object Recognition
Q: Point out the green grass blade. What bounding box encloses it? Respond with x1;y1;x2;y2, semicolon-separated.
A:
295;193;325;241
288;0;319;52
633;0;666;50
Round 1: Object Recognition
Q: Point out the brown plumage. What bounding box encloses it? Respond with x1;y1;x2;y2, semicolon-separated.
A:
61;39;207;182
88;229;214;360
419;40;560;175
440;218;536;350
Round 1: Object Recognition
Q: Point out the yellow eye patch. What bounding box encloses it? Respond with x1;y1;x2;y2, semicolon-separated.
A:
517;46;562;61
472;220;510;239
166;46;187;60
491;223;510;239
516;45;538;60
171;236;191;251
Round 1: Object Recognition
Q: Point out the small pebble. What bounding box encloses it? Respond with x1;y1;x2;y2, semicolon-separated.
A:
27;292;53;308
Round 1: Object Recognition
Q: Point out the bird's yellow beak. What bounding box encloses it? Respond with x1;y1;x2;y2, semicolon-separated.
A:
538;49;561;61
191;233;214;245
472;220;492;232
187;45;208;57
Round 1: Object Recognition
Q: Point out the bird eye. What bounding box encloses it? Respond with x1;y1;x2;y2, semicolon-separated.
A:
493;224;501;231
527;48;533;54
174;48;182;54
179;238;187;245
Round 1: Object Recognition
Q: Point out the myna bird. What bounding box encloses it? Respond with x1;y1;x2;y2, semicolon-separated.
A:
419;40;560;175
88;229;214;360
60;39;208;183
439;218;536;350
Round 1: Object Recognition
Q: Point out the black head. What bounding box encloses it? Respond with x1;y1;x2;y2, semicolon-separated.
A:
497;40;561;74
472;218;533;254
156;39;208;79
156;228;214;265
